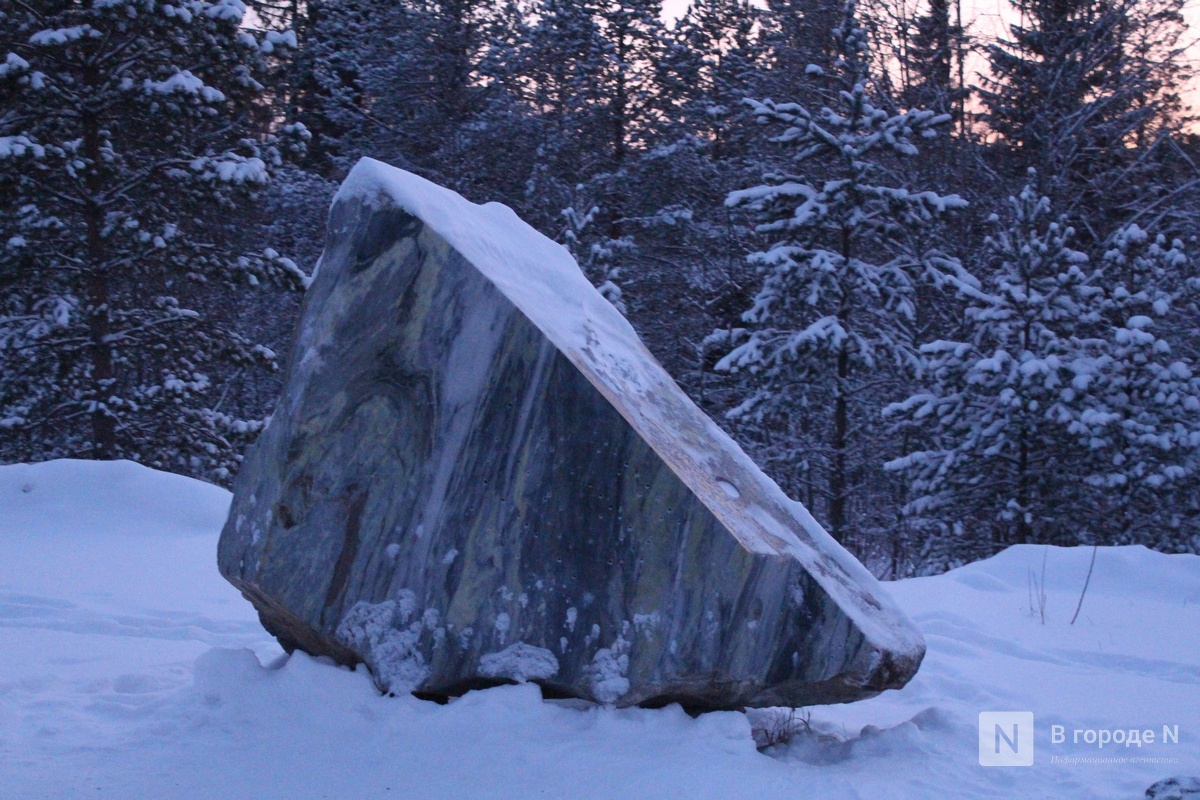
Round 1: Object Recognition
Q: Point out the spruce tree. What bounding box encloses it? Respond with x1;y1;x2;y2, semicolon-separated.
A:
904;0;964;120
512;0;612;203
977;0;1191;226
759;0;842;103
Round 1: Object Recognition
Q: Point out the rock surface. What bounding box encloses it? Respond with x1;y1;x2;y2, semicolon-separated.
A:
1147;778;1200;800
217;158;925;710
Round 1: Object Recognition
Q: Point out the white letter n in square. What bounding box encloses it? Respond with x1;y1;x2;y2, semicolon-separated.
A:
979;711;1034;766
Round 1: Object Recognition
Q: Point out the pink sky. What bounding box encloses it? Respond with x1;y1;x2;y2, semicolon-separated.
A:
660;0;1200;112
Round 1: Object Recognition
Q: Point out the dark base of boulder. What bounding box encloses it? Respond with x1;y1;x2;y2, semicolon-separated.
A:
1147;777;1200;800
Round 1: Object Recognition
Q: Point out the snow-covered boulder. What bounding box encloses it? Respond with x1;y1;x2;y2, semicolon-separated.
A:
217;158;925;709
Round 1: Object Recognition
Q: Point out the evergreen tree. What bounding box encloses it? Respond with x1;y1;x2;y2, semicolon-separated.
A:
710;0;972;545
511;0;613;212
511;0;669;186
886;179;1099;552
292;0;497;182
977;0;1191;225
1066;226;1200;549
592;0;670;172
759;0;843;103
440;1;545;207
559;184;631;313
0;0;306;480
659;0;763;152
903;0;964;119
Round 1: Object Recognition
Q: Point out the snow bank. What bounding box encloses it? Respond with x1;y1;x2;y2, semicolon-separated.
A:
2;460;1197;799
0;459;244;616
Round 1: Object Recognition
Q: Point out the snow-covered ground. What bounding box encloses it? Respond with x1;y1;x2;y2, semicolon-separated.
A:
1;460;1196;799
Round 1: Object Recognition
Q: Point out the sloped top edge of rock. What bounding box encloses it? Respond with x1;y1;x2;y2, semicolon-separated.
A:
331;157;925;660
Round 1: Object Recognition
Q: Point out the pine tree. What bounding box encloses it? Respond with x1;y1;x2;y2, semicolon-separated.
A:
291;0;498;182
592;0;669;172
1066;226;1200;549
659;0;763;152
886;178;1099;552
759;0;843;103
0;0;306;480
710;0;972;546
559;185;632;313
511;0;613;203
508;0;668;188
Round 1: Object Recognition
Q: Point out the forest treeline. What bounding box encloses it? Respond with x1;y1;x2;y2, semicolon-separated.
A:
3;0;1199;574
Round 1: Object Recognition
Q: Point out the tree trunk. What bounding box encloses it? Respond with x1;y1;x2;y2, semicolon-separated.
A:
1016;435;1030;544
830;341;849;543
829;223;853;543
83;73;116;459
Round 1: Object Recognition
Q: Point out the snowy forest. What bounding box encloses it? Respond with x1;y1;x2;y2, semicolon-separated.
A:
3;0;1199;577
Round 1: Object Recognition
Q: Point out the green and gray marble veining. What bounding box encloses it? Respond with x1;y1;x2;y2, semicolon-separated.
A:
218;187;921;710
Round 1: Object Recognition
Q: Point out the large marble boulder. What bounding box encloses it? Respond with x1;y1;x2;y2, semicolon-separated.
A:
218;158;925;710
